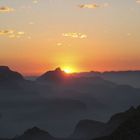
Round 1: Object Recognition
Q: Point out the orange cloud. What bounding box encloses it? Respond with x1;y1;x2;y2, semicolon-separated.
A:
0;6;14;13
0;30;14;35
62;32;87;39
79;4;100;9
79;3;109;9
0;29;25;39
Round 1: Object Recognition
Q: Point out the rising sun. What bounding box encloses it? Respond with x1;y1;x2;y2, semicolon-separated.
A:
64;69;72;74
62;67;74;74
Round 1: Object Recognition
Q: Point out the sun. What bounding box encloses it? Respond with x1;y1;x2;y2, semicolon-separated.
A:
64;69;72;74
62;67;75;74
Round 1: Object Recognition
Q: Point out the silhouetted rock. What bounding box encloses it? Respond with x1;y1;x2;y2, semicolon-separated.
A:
108;106;136;126
99;106;137;137
93;106;140;140
0;66;23;82
72;106;140;139
109;106;140;140
23;127;48;135
0;66;24;89
37;67;68;83
13;127;54;140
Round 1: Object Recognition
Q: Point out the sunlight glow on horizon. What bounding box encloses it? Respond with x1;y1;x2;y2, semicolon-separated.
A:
62;66;77;74
63;69;73;74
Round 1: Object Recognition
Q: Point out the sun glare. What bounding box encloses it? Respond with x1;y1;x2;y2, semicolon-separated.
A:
63;67;75;74
64;69;72;74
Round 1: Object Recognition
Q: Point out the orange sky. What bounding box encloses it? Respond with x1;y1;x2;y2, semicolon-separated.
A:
0;0;140;75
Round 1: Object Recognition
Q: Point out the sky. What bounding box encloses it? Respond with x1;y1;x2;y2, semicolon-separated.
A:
0;0;140;75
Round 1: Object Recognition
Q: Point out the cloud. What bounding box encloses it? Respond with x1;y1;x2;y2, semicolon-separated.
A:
0;30;14;35
79;4;100;9
0;30;25;39
62;32;87;39
0;6;14;13
79;3;109;9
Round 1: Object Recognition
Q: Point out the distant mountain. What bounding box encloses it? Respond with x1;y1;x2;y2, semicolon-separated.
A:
63;76;116;89
102;71;140;88
36;68;140;87
72;71;140;88
0;66;23;82
71;120;105;139
13;127;55;140
37;67;68;83
37;67;116;89
0;66;25;89
93;106;140;140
